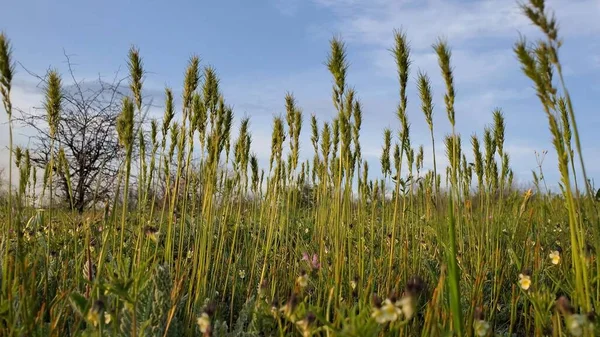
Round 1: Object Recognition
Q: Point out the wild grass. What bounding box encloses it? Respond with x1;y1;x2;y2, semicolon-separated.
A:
1;1;599;336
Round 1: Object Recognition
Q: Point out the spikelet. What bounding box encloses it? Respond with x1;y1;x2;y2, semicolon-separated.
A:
471;135;484;189
493;109;505;157
128;46;144;111
44;70;63;138
327;37;348;112
393;29;410;139
433;39;455;127
182;56;200;121
162;88;175;141
417;71;434;131
117;97;135;149
0;32;14;117
381;129;392;177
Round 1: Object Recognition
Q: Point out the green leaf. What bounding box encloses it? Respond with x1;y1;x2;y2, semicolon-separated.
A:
508;248;521;272
0;300;9;319
104;278;135;303
69;292;88;317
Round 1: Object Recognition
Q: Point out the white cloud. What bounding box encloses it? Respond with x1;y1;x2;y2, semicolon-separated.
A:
311;0;600;49
0;80;45;189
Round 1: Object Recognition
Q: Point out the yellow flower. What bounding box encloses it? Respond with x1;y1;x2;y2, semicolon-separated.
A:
144;226;160;243
296;313;316;337
372;299;401;324
473;319;490;336
549;250;561;265
86;300;105;327
87;310;100;327
350;280;357;290
197;313;211;334
518;273;531;290
296;273;308;288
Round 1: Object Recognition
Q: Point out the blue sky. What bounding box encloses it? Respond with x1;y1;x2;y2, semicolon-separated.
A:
1;0;600;189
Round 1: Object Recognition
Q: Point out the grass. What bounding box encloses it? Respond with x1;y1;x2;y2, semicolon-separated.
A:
1;1;599;336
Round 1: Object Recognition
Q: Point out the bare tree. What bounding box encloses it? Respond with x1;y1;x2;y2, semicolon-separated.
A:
17;53;128;213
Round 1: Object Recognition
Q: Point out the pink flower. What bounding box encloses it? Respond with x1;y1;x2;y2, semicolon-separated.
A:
302;252;321;271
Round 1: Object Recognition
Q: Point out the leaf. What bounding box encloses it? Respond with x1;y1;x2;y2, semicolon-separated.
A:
507;248;522;271
69;292;88;318
104;279;134;303
0;300;9;319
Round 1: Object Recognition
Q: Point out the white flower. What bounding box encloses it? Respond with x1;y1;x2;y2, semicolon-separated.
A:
104;312;112;324
239;270;246;279
518;273;531;290
396;295;415;320
372;299;402;324
567;314;586;337
549;250;561;265
473;319;490;336
197;313;211;333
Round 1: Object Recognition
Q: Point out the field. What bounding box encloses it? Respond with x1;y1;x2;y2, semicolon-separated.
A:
1;1;599;336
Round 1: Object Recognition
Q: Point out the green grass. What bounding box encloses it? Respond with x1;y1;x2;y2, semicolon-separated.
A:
1;1;599;336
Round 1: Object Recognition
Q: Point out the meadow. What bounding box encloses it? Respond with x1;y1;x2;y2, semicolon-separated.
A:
1;1;599;336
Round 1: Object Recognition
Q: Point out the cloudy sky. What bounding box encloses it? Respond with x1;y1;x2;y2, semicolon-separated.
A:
1;0;599;189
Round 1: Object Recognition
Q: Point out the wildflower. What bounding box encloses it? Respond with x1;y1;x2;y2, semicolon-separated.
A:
104;311;112;325
304;227;309;234
197;303;215;335
372;298;402;324
549;250;561;265
566;314;586;336
187;250;193;259
280;293;299;319
405;276;425;295
239;269;246;279
302;252;321;271
86;300;105;327
197;313;211;334
473;307;489;336
296;312;316;337
350;278;357;290
144;225;159;243
473;319;490;336
270;298;279;317
518;271;532;290
395;295;415;320
296;271;308;288
556;296;575;315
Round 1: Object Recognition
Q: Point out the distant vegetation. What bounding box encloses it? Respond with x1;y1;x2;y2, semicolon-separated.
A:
1;1;599;336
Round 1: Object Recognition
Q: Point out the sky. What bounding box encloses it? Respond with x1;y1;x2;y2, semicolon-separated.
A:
1;0;599;191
